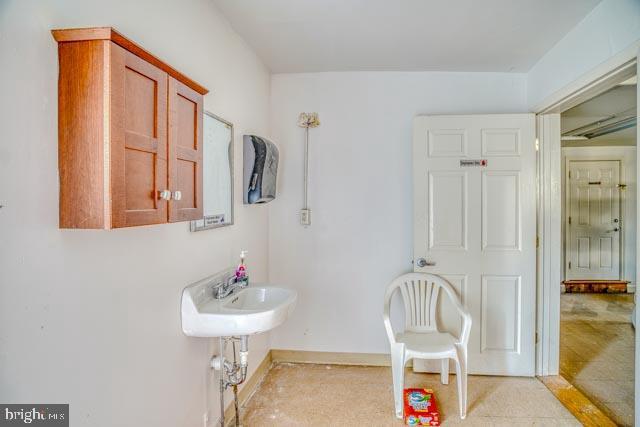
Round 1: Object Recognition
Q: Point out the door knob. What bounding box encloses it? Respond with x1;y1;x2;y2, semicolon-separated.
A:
416;258;436;267
158;190;172;201
172;190;182;201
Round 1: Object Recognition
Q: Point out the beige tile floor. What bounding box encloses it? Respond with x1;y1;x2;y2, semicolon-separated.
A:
241;363;579;426
560;293;635;426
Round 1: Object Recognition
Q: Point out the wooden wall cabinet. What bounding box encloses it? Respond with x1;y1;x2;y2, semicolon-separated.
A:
52;28;208;228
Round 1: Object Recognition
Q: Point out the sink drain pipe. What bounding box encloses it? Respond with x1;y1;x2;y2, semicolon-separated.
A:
212;336;249;427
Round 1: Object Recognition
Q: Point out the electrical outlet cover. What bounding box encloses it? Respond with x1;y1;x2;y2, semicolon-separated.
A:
300;209;311;225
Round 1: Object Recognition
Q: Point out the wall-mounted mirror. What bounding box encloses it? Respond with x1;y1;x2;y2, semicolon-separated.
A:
190;112;234;231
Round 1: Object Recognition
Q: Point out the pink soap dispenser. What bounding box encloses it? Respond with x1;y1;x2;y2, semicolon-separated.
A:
236;250;248;282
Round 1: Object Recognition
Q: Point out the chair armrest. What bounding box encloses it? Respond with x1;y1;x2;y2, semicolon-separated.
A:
383;290;396;345
441;288;472;347
457;309;472;347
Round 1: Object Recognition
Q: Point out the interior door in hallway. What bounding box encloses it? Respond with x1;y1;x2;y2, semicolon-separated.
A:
413;114;536;376
565;160;621;281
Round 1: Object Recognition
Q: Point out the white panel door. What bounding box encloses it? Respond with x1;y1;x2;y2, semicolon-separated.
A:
565;160;621;280
413;114;536;376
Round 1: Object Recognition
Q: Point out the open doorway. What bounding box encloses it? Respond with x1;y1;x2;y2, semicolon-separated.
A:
559;77;637;426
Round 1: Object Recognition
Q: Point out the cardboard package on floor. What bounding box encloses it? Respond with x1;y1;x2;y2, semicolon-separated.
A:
404;388;440;426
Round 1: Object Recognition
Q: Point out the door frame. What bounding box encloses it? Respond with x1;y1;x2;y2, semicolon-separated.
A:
535;41;639;425
563;156;625;282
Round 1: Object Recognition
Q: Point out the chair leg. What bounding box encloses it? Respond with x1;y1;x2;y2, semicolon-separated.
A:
440;358;449;385
390;345;405;419
454;348;468;419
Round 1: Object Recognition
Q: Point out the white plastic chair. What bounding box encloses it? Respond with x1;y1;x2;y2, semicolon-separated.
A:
383;273;472;419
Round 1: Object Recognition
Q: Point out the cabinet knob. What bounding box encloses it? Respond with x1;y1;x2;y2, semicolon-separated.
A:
172;191;182;201
158;190;172;201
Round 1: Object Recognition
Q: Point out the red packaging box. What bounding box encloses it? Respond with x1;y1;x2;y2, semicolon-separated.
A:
404;388;440;426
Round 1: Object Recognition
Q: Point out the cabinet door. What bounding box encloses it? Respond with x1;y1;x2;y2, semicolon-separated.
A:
110;45;169;227
168;78;203;222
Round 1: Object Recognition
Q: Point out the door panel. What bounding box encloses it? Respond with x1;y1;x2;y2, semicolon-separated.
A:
481;275;521;353
481;129;520;156
413;114;536;376
428;130;468;157
566;160;621;280
110;44;168;228
482;171;520;250
429;172;467;250
168;78;203;222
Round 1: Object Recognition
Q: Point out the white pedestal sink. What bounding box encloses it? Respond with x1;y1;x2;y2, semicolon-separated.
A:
181;269;297;337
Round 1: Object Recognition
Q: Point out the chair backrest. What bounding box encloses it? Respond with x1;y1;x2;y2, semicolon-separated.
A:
384;272;460;333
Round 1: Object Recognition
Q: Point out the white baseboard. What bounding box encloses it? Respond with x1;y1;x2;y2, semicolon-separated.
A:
271;349;391;366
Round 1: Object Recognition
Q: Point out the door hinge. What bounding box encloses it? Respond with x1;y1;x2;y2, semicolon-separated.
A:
568;171;571;179
536;236;539;248
535;332;539;344
568;261;572;269
568;216;571;225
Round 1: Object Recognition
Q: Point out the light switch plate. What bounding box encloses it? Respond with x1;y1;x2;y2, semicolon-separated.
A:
300;209;311;225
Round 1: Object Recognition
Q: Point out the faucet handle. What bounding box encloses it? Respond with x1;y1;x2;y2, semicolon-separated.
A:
212;280;228;299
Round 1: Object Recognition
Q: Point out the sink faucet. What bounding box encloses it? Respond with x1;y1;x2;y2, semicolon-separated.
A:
212;275;249;300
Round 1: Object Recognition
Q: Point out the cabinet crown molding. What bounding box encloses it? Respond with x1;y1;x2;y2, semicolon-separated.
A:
52;27;209;95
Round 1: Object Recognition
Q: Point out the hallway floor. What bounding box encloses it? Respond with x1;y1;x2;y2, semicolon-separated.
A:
560;292;635;426
241;363;578;426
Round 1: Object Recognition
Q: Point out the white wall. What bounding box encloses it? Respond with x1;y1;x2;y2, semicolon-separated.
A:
527;0;640;110
268;71;527;353
0;1;271;426
561;146;637;291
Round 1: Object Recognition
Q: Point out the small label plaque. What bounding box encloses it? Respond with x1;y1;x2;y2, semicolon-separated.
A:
204;214;225;226
460;159;487;167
